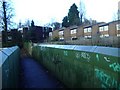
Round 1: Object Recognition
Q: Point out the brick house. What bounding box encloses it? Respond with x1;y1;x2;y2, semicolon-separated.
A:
51;20;120;42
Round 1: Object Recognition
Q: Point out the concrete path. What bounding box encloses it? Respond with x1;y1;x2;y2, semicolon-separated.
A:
19;57;65;88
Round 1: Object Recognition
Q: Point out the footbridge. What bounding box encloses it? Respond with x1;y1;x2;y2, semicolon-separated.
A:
0;42;120;89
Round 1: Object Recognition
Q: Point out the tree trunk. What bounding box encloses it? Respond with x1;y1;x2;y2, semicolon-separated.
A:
3;1;8;43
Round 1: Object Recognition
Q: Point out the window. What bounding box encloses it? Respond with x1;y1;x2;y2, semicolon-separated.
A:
59;36;64;40
49;32;52;37
88;28;92;32
59;31;64;35
71;36;77;40
88;35;91;38
99;27;103;31
116;24;120;30
84;27;92;33
99;26;109;32
104;26;108;31
117;34;120;37
100;34;109;38
18;28;23;33
104;34;109;37
100;35;103;38
20;30;23;33
84;28;87;33
71;29;77;34
8;36;12;40
84;35;91;39
84;36;88;38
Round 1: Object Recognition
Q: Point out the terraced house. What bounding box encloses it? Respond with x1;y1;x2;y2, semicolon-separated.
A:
50;20;120;46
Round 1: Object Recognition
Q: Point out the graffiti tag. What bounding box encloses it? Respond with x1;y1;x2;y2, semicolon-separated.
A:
109;63;120;72
81;52;90;62
96;54;99;61
52;53;61;64
64;51;68;56
75;52;80;59
95;68;119;88
104;57;110;62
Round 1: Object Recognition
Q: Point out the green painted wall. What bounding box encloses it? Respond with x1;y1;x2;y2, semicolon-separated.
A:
1;46;20;88
26;43;120;89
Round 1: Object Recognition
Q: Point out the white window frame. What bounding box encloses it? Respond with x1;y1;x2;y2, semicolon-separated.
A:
117;34;120;37
88;35;91;38
116;24;120;30
59;31;64;35
49;32;52;37
71;36;77;40
60;36;64;40
99;27;103;32
104;34;109;37
100;34;104;38
71;29;77;34
87;27;92;32
104;26;108;31
84;28;87;33
84;35;87;38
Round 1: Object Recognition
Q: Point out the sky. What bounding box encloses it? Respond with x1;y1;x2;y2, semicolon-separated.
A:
12;0;120;26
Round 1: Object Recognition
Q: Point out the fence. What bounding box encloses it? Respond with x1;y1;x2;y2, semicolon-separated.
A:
30;43;120;88
0;46;20;88
49;36;120;48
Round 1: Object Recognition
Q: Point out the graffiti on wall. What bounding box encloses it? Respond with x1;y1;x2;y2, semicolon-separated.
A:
95;53;119;72
96;54;111;63
109;63;120;72
52;53;62;64
40;47;46;51
96;54;99;61
64;51;68;56
95;68;120;89
81;52;91;62
104;57;110;62
75;52;80;59
74;52;91;62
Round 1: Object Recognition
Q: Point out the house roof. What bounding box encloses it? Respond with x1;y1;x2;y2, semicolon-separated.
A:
99;20;120;27
83;22;106;28
69;25;78;30
58;27;66;31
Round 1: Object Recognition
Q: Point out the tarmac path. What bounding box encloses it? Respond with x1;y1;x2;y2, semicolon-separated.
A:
19;49;65;88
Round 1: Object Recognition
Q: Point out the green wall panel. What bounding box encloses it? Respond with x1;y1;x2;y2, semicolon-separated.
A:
31;43;120;89
1;46;20;88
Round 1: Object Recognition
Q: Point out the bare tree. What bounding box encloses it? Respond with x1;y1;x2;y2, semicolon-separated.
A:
24;19;31;27
79;0;86;25
44;17;57;30
118;1;120;20
112;1;120;22
0;0;15;42
112;11;119;21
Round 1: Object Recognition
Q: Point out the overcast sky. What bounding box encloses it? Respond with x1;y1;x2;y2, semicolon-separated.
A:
12;0;119;26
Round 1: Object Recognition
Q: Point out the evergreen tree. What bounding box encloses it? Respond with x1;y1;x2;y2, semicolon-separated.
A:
31;20;35;27
68;3;80;26
62;16;69;27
